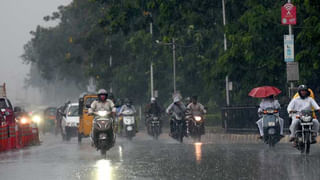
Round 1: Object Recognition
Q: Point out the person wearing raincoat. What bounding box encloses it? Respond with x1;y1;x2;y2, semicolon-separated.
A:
256;95;284;139
166;95;187;136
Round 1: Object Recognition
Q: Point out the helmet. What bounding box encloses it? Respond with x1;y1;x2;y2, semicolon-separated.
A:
298;85;308;92
124;98;131;105
298;85;309;99
97;89;108;102
173;96;181;103
98;89;108;95
151;97;156;103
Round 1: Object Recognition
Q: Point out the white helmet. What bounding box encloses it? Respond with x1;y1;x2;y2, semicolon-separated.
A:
151;97;156;102
173;96;181;103
98;89;108;95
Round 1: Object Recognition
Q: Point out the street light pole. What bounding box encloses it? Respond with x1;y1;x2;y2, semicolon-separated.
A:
150;20;154;98
222;0;229;106
172;38;176;93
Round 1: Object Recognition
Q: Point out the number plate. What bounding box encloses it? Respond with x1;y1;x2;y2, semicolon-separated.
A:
124;116;134;124
99;133;107;139
268;122;275;126
127;126;133;131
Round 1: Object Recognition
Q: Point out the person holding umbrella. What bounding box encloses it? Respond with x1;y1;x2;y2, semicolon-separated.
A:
249;86;284;139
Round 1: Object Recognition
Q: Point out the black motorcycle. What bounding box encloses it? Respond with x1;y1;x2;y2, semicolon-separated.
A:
92;111;115;157
188;113;204;142
170;114;186;143
294;110;314;154
261;108;281;147
148;114;161;140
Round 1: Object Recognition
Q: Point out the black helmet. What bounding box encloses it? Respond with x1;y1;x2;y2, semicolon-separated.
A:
124;98;131;105
298;85;309;98
298;85;308;92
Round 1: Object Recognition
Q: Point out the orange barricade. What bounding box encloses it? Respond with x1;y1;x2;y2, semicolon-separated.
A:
7;123;16;150
0;124;8;151
20;124;29;147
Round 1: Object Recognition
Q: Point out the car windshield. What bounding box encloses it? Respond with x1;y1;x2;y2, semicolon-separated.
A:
85;97;98;109
67;105;79;117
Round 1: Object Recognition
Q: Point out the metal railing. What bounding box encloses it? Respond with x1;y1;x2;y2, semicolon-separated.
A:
221;105;291;133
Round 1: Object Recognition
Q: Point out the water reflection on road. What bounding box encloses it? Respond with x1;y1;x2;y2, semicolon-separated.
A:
95;159;112;180
0;133;320;180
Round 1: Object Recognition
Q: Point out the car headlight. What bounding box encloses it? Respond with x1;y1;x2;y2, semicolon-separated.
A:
194;116;202;121
32;116;41;123
21;118;28;124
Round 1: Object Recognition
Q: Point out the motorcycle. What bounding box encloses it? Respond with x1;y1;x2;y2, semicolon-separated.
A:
170;111;186;143
92;110;115;157
293;110;315;154
261;108;281;147
121;109;136;140
148;114;161;140
188;112;204;142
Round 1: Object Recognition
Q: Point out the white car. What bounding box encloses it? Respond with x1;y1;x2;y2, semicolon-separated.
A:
61;103;79;141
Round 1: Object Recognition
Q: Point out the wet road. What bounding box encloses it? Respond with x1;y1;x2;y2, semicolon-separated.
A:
1;132;320;180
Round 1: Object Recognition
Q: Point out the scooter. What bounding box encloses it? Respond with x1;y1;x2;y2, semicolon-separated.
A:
261;108;281;147
92;110;115;157
122;109;136;140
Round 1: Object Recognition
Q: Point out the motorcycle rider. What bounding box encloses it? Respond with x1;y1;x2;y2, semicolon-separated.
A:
166;95;187;136
89;89;116;147
119;98;137;115
186;96;207;134
287;85;320;143
256;95;284;139
119;98;137;132
145;97;162;133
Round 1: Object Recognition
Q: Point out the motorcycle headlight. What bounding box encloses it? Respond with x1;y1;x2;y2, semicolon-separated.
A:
194;116;202;121
98;111;107;117
302;116;312;122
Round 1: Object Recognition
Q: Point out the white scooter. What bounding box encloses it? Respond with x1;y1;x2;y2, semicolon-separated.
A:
122;109;136;140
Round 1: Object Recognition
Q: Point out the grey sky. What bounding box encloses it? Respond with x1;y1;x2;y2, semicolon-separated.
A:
0;0;71;102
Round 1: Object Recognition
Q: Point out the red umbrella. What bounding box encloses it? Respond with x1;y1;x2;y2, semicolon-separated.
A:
248;86;282;98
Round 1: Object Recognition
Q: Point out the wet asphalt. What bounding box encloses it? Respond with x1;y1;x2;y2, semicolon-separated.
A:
0;131;320;180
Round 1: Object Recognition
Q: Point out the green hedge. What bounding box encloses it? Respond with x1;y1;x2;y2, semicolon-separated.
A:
205;113;222;126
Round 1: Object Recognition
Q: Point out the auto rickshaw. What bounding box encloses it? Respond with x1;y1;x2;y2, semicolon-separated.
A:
78;94;98;143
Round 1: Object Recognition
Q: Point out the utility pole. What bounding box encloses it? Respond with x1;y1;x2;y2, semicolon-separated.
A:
288;0;294;97
109;43;113;93
222;0;229;106
150;15;154;98
172;38;176;94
